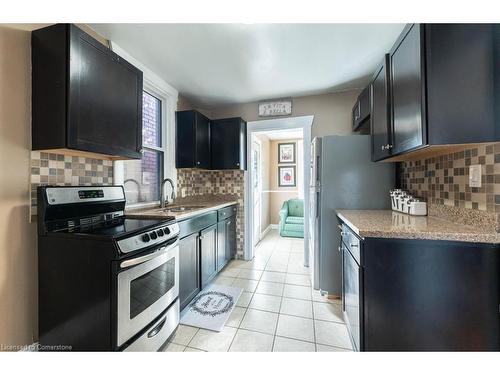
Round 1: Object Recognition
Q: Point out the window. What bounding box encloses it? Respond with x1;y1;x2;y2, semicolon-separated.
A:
123;91;165;204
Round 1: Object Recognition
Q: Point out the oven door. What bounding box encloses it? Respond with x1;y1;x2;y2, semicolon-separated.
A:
117;239;179;347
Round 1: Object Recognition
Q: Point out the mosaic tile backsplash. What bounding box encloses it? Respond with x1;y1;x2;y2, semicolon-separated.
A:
398;143;500;230
177;168;245;257
30;151;113;215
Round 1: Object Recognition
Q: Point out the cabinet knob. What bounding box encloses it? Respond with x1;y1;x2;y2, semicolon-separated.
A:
381;145;385;151
236;162;240;166
197;161;201;165
387;144;393;149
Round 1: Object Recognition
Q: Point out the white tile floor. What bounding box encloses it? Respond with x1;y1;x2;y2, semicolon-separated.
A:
164;229;353;352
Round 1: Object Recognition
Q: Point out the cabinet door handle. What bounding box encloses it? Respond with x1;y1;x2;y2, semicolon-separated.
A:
381;145;385;151
387;144;393;149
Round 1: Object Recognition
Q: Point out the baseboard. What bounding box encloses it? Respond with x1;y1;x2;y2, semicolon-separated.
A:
260;225;272;238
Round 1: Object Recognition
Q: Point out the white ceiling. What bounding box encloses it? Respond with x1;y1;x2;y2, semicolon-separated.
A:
90;23;405;108
256;129;303;140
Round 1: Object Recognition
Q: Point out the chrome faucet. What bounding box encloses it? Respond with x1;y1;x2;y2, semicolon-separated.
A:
160;178;176;208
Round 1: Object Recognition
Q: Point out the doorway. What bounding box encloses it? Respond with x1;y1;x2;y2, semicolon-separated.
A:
244;115;313;263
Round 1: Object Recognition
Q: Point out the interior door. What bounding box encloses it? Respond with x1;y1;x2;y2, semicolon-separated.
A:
251;139;262;247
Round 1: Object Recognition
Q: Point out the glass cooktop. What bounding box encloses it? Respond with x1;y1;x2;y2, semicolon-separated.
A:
54;216;175;238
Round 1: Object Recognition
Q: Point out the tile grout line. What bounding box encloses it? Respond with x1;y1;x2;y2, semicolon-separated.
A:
270;236;288;352
311;289;318;352
227;245;269;352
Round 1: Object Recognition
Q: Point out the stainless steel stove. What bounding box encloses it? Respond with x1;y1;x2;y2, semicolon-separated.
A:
37;186;180;351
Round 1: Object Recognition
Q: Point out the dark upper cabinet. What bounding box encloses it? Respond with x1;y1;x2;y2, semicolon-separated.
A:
32;24;143;159
178;232;201;310
425;24;497;144
371;55;392;162
352;86;370;131
211;117;247;170
200;224;218;288
175;111;247;170
176;110;210;169
390;24;426;155
373;24;500;161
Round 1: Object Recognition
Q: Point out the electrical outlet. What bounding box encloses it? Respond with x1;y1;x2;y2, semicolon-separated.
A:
469;164;482;188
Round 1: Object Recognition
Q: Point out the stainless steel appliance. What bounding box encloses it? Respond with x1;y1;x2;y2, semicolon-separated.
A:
116;231;179;348
37;186;180;351
341;223;361;351
309;136;394;295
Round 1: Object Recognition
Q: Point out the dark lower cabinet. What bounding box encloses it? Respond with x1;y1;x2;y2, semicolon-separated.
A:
200;224;218;288
340;219;500;351
363;238;500;351
217;217;236;271
217;221;228;272
178;232;201;310
226;217;236;261
178;205;238;309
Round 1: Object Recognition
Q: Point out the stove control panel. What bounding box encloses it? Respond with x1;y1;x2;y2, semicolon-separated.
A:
117;222;180;254
45;186;125;205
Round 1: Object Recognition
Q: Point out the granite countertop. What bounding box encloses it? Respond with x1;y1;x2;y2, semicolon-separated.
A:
336;209;500;244
126;195;238;221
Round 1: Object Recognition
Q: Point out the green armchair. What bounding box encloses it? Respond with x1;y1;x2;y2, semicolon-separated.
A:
279;199;304;238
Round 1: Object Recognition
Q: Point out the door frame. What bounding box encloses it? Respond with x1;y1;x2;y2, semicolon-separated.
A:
251;136;263;246
244;115;314;261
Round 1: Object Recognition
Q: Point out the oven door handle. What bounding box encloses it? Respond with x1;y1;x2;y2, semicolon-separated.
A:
120;240;179;269
147;316;167;338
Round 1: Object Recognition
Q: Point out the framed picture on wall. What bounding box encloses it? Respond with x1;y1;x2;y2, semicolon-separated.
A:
278;165;296;187
278;142;296;164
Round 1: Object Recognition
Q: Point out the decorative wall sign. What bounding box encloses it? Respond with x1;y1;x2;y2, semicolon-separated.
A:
258;99;292;117
278;142;296;164
279;165;296;187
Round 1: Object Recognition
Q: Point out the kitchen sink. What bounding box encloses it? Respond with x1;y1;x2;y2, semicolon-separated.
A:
158;205;207;213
